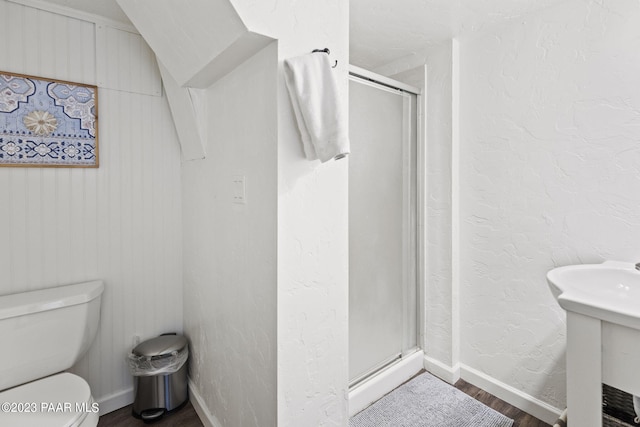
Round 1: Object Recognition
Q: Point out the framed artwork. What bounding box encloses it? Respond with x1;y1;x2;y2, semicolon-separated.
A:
0;71;98;168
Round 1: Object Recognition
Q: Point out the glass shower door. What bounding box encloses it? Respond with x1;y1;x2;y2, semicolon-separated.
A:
349;71;418;386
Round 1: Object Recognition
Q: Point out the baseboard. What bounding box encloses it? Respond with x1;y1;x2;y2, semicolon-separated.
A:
96;364;561;425
96;387;134;416
188;380;224;427
460;364;563;425
349;350;425;416
423;355;460;384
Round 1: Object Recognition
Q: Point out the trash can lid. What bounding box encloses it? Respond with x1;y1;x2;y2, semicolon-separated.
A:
133;334;188;357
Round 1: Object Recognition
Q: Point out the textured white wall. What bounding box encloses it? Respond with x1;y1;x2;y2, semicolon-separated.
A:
182;43;278;427
459;0;640;410
229;1;350;425
0;0;182;410
275;5;350;426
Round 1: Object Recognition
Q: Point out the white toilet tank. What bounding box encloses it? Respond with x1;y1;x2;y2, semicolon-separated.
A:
0;280;104;391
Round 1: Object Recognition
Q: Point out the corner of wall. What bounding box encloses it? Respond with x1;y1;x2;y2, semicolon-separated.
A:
381;39;458;375
188;380;224;427
182;42;278;427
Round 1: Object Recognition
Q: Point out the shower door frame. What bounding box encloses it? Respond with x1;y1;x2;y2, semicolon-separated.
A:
347;65;427;408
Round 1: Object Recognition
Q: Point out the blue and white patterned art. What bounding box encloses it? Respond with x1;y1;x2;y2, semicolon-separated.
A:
0;72;98;167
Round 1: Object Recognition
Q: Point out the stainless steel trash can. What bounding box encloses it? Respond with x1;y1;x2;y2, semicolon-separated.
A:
128;334;189;421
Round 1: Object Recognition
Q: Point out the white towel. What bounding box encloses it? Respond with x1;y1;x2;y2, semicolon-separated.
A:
284;52;350;162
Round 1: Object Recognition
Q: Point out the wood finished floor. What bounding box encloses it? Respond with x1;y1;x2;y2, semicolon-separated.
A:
97;401;203;427
453;379;551;427
98;377;551;427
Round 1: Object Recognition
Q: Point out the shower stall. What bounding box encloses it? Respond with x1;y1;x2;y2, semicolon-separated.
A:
348;66;424;413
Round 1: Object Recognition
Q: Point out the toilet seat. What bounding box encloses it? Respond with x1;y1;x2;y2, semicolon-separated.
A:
0;372;98;427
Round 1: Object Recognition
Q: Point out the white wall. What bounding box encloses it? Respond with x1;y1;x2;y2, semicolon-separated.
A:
227;1;350;425
275;10;350;427
0;0;183;411
182;43;278;427
459;0;640;413
179;0;349;425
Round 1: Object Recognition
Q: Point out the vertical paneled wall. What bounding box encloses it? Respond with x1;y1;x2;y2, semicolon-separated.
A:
0;0;182;409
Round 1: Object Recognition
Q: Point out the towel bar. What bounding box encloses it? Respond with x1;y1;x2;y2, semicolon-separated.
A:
312;48;337;68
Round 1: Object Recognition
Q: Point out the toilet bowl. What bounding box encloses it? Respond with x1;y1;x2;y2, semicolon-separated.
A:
0;280;104;427
0;373;99;427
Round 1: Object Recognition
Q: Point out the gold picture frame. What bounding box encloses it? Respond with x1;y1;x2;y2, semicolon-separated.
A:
0;71;98;168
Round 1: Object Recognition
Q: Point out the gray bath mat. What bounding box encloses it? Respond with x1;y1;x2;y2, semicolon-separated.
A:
350;372;514;427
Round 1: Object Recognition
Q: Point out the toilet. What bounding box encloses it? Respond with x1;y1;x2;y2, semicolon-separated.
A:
0;280;104;427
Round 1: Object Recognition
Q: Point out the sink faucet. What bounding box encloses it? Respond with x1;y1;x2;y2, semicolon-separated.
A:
636;263;640;271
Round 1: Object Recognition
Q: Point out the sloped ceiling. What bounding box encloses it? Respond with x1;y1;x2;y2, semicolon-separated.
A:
39;0;572;71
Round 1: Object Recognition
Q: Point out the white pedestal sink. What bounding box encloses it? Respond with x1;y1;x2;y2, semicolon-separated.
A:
547;260;640;427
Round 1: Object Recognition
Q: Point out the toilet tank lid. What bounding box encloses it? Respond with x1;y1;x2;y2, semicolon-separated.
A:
0;280;104;321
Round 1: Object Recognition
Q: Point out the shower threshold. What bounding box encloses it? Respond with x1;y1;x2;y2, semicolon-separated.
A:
348;349;424;416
